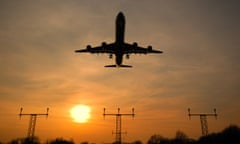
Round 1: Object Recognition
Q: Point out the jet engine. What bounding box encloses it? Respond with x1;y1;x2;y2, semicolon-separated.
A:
133;42;138;48
87;45;91;50
126;54;130;59
148;46;152;51
102;42;107;49
109;54;113;59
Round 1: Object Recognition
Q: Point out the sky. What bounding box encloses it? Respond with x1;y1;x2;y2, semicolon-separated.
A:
0;0;240;143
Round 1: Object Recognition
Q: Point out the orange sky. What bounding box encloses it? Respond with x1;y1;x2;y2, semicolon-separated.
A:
0;1;240;143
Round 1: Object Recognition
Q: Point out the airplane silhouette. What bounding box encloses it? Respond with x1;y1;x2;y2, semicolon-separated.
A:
75;12;163;68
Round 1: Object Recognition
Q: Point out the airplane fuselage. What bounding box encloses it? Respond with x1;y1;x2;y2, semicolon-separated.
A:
115;12;125;66
116;12;125;44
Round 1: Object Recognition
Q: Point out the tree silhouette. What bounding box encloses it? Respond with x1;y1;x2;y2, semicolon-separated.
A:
132;140;143;144
175;131;188;140
48;138;74;144
198;125;240;144
147;134;169;144
173;131;195;144
8;137;40;144
219;125;240;144
146;125;240;144
80;141;88;144
3;125;240;144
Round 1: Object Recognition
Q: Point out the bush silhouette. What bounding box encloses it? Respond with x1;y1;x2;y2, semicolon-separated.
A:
147;125;240;144
48;138;74;144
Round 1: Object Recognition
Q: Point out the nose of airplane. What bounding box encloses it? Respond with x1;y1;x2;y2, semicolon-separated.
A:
117;12;124;18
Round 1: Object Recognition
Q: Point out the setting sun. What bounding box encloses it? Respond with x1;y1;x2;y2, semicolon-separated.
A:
70;105;91;123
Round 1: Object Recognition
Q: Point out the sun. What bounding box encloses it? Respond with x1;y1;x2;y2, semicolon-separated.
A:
70;105;91;123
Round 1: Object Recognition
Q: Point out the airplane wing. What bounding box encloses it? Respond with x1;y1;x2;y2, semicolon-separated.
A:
75;43;115;54
123;43;163;54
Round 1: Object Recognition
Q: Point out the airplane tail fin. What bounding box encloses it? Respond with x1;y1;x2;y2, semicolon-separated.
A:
104;64;132;68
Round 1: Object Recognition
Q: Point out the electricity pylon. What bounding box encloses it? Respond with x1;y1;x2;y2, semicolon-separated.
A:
188;108;217;136
19;107;49;140
103;108;135;144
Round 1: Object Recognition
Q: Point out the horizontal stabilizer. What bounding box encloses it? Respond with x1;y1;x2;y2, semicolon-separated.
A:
104;65;117;67
120;64;132;68
104;64;132;68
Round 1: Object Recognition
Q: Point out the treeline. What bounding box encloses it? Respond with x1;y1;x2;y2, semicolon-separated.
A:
1;125;240;144
2;138;74;144
147;125;240;144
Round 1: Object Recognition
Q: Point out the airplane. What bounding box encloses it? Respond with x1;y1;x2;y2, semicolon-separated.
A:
75;12;163;68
